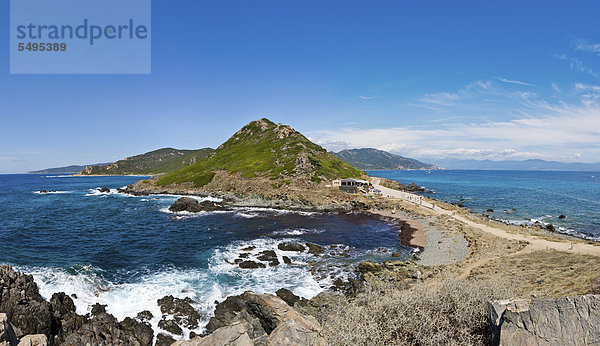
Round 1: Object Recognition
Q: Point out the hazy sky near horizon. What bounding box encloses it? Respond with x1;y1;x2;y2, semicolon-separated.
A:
2;1;600;173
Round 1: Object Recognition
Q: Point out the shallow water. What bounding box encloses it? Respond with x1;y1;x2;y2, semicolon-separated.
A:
0;174;409;337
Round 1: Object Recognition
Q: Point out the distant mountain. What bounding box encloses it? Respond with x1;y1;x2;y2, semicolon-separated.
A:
429;158;600;171
29;163;113;174
157;118;363;187
81;148;214;175
332;148;438;170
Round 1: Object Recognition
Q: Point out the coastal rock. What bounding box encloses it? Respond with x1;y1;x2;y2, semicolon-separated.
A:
156;295;201;330
239;261;266;269
559;214;567;219
405;183;425;193
277;243;306;252
205;291;323;345
488;295;600;346
98;187;110;193
305;243;324;255
136;310;153;322
282;256;292;264
256;251;279;267
158;319;182;335
168;197;230;213
0;266;56;338
0;313;18;346
16;334;47;346
486;209;494;213
275;289;300;307
61;312;153;346
50;293;76;319
155;333;176;346
172;322;252;346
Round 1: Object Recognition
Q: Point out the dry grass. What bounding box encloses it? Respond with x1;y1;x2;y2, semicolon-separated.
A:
320;279;511;346
469;249;600;298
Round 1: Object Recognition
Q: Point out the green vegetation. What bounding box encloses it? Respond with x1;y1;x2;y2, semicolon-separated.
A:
333;148;437;170
81;148;214;175
157;118;363;187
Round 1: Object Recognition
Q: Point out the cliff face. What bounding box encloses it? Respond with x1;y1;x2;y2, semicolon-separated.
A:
488;295;600;345
156;118;364;187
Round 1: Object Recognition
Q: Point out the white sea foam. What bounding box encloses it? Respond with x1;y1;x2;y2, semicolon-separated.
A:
33;191;71;194
272;228;324;236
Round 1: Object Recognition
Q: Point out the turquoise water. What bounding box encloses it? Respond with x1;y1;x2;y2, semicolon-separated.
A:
0;174;409;336
367;170;600;239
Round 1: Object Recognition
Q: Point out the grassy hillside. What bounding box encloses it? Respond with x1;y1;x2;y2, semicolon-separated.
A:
29;163;112;174
333;148;437;170
157;118;363;187
81;148;214;175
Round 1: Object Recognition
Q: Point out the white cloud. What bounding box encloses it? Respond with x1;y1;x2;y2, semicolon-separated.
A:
575;39;600;55
420;80;493;105
357;95;374;100
309;85;600;162
552;82;561;93
496;77;536;86
555;54;600;78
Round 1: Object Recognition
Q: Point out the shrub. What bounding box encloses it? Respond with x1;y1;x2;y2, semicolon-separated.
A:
320;279;511;346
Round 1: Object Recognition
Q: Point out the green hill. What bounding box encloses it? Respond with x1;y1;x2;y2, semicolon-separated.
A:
333;148;438;170
157;118;363;187
29;163;112;174
81;148;214;175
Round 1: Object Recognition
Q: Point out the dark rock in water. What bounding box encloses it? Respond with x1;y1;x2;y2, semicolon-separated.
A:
168;197;230;213
257;250;280;267
234;258;243;264
546;224;556;232
98;186;110;193
0;265;56;338
306;243;324;255
488;295;600;345
90;303;107;316
282;256;292;264
276;288;300;307
278;243;306;252
559;214;567;219
239;261;267;269
391;252;403;258
487;209;494;213
451;202;465;208
405;182;426;193
158;319;183;335
241;246;256;251
136;310;153;321
155;333;176;346
239;253;250;258
39;190;48;193
157;295;201;329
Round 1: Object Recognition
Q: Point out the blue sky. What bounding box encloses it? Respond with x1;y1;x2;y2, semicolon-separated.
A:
1;0;600;173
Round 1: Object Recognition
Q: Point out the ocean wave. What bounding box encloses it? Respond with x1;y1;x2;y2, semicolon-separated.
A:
33;190;71;194
272;228;325;236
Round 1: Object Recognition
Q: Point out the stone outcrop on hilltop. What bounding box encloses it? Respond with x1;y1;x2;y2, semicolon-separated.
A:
488;295;600;345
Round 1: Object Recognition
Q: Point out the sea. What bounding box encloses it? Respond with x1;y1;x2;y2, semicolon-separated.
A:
0;174;410;337
367;169;600;240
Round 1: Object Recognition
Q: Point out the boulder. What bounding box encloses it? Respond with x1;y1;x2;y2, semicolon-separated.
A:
275;289;300;307
98;187;110;193
172;322;253;346
156;295;201;330
169;197;230;213
282;256;292;265
50;293;76;319
136;310;153;322
16;334;47;346
305;243;324;255
559;214;567;219
205;291;323;345
277;243;306;252
488;295;600;346
0;313;18;346
155;333;176;346
158;319;182;335
486;209;494;213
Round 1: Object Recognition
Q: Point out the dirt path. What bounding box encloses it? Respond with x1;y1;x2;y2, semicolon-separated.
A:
433;208;600;257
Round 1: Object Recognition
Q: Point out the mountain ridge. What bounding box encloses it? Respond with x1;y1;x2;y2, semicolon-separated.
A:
333;148;438;170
